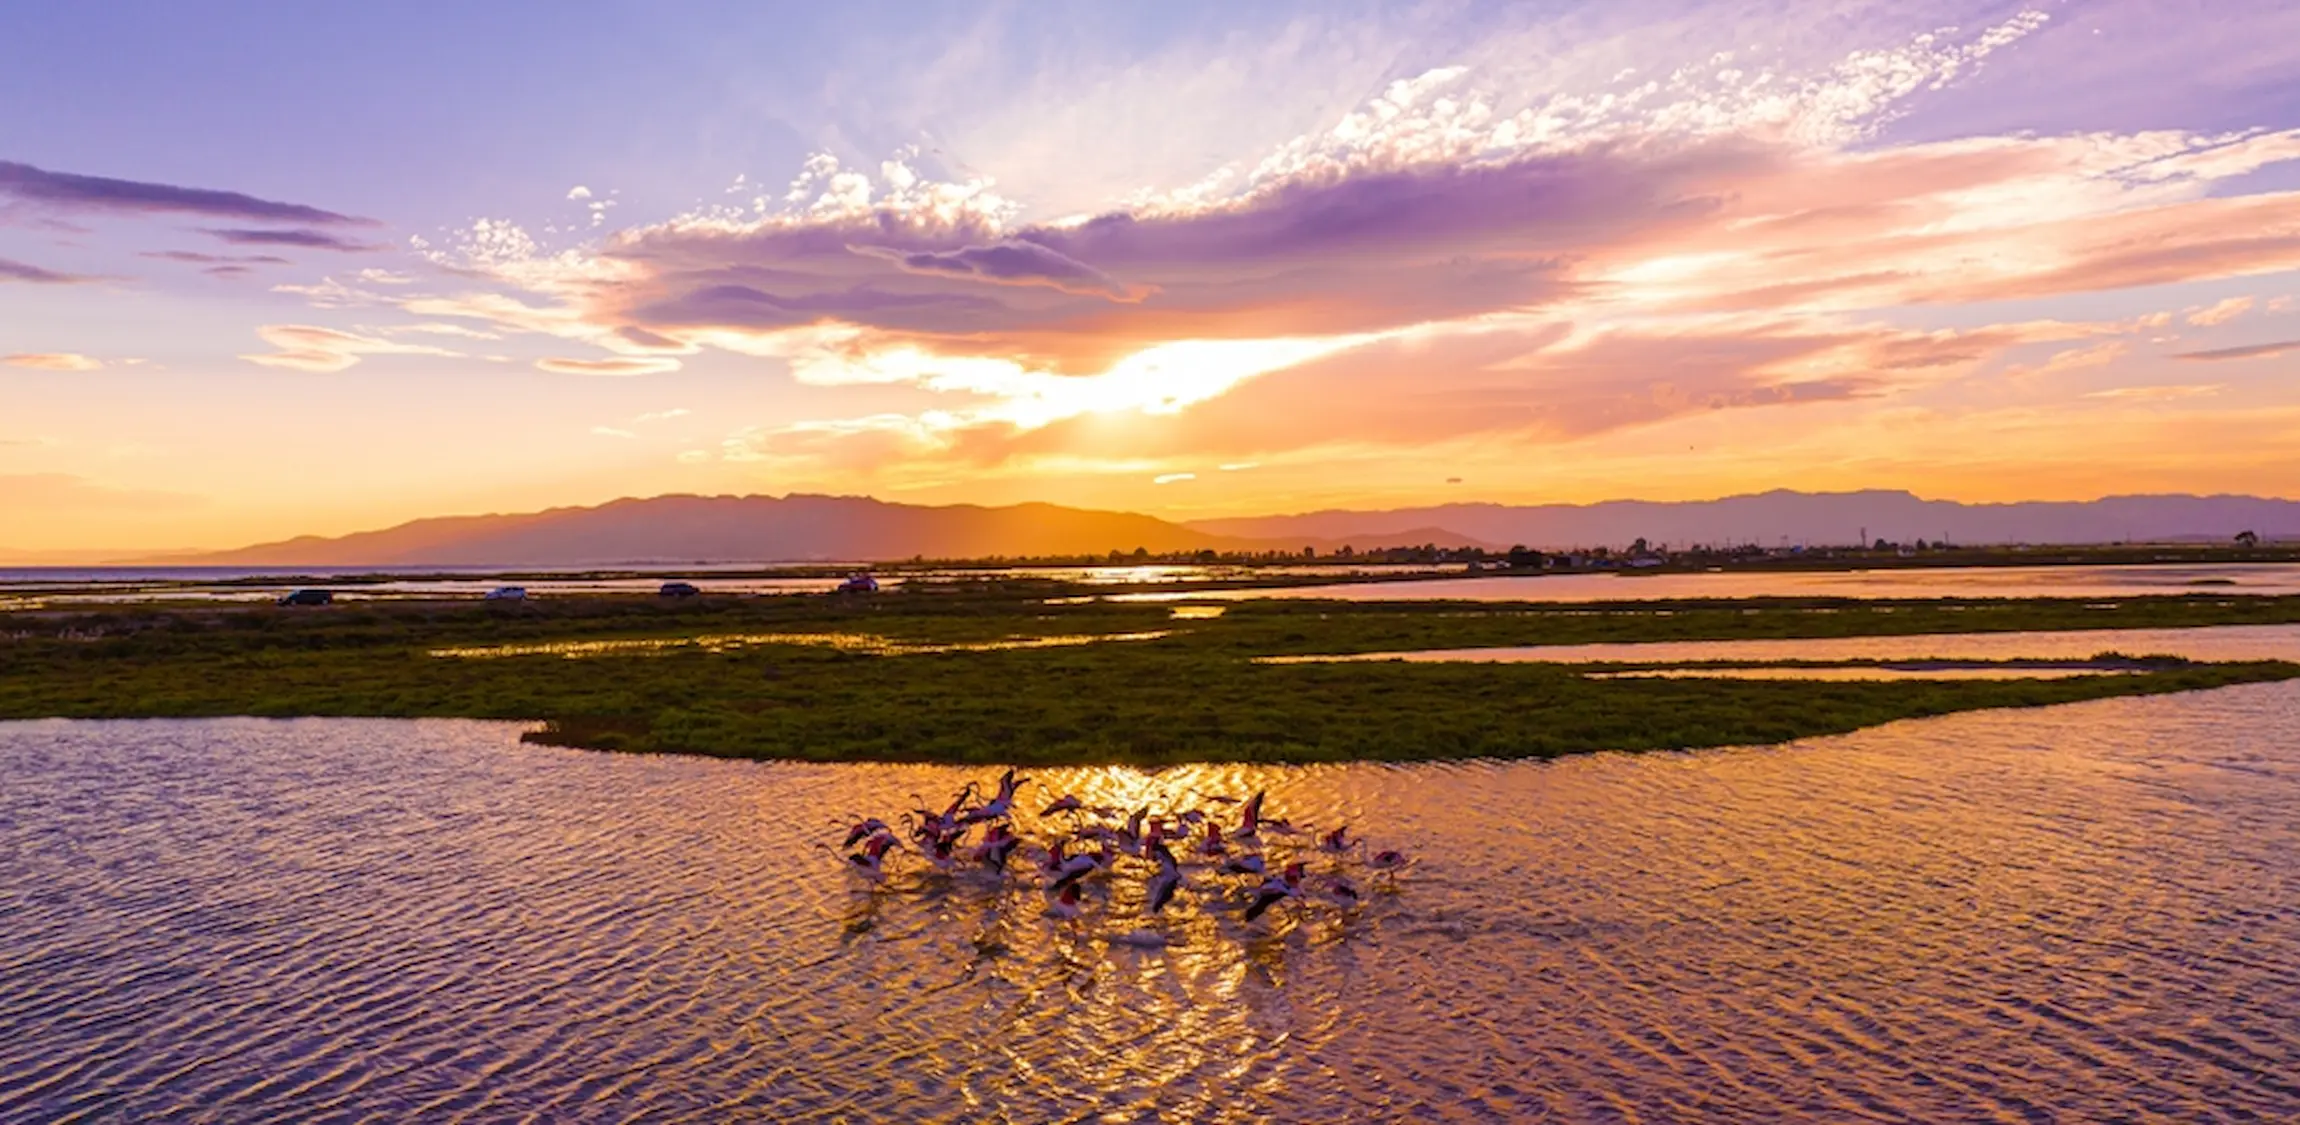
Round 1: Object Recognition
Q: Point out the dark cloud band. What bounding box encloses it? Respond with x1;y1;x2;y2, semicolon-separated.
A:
0;160;371;225
199;228;383;252
0;255;93;284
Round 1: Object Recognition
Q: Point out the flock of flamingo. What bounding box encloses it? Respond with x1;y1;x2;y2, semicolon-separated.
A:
833;769;1408;929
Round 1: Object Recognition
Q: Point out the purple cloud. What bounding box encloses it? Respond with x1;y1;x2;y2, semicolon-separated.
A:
2174;339;2300;361
140;250;292;266
592;140;1753;368
0;255;93;284
614;325;688;350
629;281;1008;333
199;227;383;252
852;239;1150;300
0;160;371;225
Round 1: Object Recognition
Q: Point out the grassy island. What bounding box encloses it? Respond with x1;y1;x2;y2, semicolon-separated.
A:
4;584;2297;764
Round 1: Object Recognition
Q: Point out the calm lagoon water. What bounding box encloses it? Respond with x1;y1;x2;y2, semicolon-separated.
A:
12;562;2300;611
1123;562;2300;603
6;691;2300;1122
0;562;1445;610
1268;623;2300;668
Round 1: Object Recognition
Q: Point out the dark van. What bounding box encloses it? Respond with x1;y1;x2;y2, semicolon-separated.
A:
277;589;333;606
659;582;702;597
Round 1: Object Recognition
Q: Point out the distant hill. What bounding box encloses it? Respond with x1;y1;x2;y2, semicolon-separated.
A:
154;488;2300;567
1185;490;2300;550
181;494;1252;566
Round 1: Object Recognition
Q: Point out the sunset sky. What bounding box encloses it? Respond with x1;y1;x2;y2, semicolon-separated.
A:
6;0;2300;555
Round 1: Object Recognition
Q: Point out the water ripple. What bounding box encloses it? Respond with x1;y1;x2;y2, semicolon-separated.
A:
5;687;2299;1121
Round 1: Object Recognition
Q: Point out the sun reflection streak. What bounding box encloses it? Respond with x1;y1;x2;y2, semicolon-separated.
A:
429;630;1170;660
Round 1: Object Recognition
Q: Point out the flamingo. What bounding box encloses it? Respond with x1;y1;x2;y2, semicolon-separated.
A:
1235;791;1265;839
1146;842;1184;915
1369;849;1409;871
845;833;898;882
842;817;892;848
919;784;975;825
1046;851;1100;893
1319;824;1352;853
1218;853;1266;878
1046;881;1085;921
1116;807;1148;855
1036;837;1071;879
959;768;1029;826
1040;794;1084;817
1243;862;1306;921
1199;821;1229;858
970;824;1022;870
908;785;975;846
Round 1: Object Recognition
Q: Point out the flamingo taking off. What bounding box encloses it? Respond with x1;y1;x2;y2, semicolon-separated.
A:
1235;791;1266;840
842;817;892;849
845;833;897;882
1244;862;1306;921
1199;821;1229;858
959;768;1029;826
1146;842;1184;915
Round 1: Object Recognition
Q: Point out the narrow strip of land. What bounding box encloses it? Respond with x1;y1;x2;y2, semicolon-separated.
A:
4;586;2295;764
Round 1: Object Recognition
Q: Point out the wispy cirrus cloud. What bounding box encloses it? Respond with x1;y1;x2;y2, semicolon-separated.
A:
0;255;96;284
2185;297;2256;327
240;325;459;373
2174;339;2300;361
534;356;683;376
4;352;104;371
0;160;372;225
140;250;292;266
2085;384;2226;401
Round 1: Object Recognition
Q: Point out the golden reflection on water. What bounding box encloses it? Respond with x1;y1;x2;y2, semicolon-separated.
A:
428;629;1171;660
812;758;1392;1109
11;689;2300;1120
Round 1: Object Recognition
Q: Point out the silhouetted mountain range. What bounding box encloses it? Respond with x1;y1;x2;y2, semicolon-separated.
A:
157;489;2298;566
1185;490;2300;550
180;495;1251;566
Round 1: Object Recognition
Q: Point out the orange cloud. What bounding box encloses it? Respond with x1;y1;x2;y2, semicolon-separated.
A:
534;356;683;376
4;353;102;371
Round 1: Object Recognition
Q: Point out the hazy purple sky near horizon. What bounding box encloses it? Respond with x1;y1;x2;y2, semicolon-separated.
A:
6;1;2300;555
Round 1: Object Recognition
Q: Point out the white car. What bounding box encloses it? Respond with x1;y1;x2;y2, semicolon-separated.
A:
482;586;529;601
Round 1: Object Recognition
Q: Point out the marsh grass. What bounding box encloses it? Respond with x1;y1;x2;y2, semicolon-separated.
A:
5;588;2296;764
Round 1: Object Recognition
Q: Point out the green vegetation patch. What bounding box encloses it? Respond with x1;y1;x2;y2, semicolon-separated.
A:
4;588;2297;764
